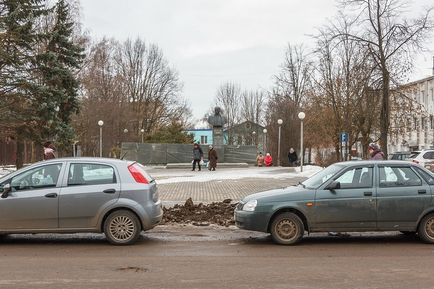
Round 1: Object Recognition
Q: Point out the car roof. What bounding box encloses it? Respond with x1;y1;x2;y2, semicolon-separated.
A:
333;160;417;166
33;157;133;166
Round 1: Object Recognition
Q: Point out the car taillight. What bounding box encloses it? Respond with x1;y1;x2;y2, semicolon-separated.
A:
128;164;149;184
413;160;419;164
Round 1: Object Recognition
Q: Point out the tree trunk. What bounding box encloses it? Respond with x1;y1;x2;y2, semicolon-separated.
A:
15;133;24;169
380;69;390;156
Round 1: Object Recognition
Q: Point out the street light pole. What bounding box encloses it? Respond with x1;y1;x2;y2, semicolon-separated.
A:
98;120;104;157
298;112;305;172
263;128;267;153
140;128;145;143
277;119;283;166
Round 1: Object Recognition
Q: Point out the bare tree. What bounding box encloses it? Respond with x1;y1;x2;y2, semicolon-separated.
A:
336;0;434;155
115;38;186;136
266;44;313;165
214;82;242;143
241;89;266;125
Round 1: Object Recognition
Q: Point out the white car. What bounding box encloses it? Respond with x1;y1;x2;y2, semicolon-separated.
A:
408;149;434;167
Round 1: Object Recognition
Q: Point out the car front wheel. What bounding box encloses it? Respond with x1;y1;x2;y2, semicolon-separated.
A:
104;210;141;245
418;213;434;244
270;212;304;245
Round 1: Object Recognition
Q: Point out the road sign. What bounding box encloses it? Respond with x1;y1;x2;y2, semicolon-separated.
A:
340;132;348;143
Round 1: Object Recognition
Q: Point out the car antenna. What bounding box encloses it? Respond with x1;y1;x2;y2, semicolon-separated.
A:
120;152;128;160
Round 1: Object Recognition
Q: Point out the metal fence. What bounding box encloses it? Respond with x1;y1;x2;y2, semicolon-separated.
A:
121;143;257;164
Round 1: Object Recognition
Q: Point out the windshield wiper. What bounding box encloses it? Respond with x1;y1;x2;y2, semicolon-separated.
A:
298;181;306;188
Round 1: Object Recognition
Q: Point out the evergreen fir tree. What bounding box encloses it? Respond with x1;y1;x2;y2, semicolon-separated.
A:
30;0;84;151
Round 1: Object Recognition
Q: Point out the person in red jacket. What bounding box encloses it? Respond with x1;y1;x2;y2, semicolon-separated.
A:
264;153;273;167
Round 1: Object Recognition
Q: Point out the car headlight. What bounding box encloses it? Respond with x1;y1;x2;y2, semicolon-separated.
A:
243;200;257;212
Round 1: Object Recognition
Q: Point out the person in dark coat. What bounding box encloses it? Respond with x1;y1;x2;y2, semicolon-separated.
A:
208;145;218;171
43;141;56;160
287;148;298;167
192;143;204;171
368;143;385;160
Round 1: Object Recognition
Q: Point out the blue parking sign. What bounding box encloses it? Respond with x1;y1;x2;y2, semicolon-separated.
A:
340;132;348;143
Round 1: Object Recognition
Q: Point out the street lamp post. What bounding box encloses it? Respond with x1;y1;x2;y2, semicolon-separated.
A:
252;131;257;152
140;129;145;143
262;128;267;153
298;112;305;172
98;120;104;157
277;119;283;166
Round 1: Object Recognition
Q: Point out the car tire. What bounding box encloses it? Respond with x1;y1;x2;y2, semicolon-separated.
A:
104;210;141;245
418;213;434;244
270;212;304;245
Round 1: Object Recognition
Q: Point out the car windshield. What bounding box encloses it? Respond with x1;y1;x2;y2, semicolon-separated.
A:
302;164;344;189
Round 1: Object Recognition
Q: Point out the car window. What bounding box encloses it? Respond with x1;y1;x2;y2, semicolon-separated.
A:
68;163;116;186
335;167;373;189
379;166;422;187
423;151;434;159
413;167;434;185
10;164;62;191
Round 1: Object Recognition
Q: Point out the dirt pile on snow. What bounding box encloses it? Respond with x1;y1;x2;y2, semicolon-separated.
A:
162;198;237;227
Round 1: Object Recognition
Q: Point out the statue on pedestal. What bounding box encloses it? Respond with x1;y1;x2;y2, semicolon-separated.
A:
207;107;226;147
207;107;226;128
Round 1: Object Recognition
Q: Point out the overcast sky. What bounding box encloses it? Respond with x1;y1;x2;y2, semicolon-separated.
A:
79;0;434;122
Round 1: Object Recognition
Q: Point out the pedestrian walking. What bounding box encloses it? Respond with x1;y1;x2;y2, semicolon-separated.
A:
368;143;385;160
264;153;273;167
256;152;265;167
208;145;218;171
192;143;204;171
43;141;56;160
287;148;298;167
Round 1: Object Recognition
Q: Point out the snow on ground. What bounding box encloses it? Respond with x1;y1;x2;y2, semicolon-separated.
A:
151;165;323;184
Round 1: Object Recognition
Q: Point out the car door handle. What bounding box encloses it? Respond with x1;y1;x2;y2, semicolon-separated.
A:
103;189;116;194
45;193;58;198
364;192;373;196
418;190;427;194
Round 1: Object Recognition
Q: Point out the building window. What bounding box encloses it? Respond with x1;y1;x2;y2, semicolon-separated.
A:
200;136;207;144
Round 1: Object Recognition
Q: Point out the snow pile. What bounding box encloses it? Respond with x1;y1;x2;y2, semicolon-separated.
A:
0;167;16;178
153;165;323;184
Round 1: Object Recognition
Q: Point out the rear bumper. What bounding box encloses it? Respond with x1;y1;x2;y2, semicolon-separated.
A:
142;200;163;230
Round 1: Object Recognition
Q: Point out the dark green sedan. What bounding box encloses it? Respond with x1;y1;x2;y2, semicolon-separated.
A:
235;160;434;245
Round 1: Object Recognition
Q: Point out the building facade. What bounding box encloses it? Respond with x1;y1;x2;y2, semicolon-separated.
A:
389;75;434;153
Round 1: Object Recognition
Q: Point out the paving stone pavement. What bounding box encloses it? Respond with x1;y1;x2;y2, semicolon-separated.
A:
157;176;307;205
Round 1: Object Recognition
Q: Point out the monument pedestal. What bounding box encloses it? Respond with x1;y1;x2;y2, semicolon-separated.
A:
212;127;225;163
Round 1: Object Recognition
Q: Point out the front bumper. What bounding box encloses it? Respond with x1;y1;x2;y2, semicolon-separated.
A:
234;209;269;233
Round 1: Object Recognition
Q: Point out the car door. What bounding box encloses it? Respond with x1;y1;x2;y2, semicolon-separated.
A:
58;162;120;229
0;163;64;230
376;165;431;230
313;166;376;231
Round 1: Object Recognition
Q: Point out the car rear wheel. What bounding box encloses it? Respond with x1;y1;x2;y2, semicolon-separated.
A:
418;213;434;244
104;210;141;245
270;212;304;245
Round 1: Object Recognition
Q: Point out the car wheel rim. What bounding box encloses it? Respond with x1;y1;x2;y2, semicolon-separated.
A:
109;216;136;241
425;218;434;239
276;219;298;241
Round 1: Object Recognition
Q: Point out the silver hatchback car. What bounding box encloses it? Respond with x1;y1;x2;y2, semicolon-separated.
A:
0;158;163;245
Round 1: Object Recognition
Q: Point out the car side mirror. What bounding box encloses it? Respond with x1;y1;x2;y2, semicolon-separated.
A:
325;180;340;191
1;184;11;199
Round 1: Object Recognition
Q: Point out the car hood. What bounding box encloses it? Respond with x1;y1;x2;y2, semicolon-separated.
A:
242;185;313;203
